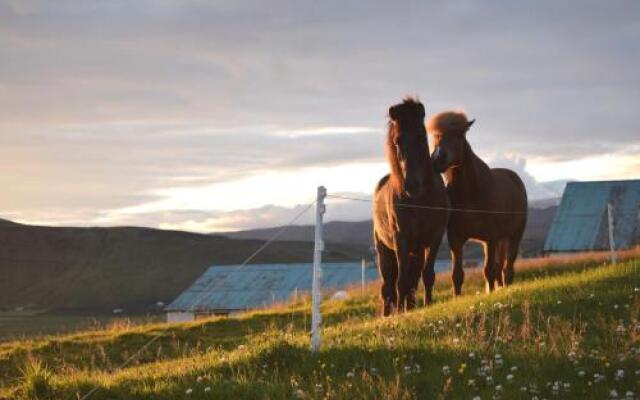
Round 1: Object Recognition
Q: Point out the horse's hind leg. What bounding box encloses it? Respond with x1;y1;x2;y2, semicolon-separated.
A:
504;224;525;286
483;240;498;293
376;238;398;316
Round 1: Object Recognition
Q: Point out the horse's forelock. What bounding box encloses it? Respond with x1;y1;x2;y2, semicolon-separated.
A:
428;111;470;135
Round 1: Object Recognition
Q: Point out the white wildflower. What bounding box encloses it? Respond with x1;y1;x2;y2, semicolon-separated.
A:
185;388;193;395
204;387;211;393
506;374;514;382
442;365;451;375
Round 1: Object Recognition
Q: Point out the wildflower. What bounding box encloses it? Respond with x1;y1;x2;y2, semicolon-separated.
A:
294;389;305;398
346;371;354;378
510;366;518;372
506;374;514;382
557;300;562;305
563;382;571;391
467;379;476;386
472;396;481;400
615;369;624;380
578;370;586;377
495;358;503;368
625;391;634;399
486;375;493;384
469;352;476;359
614;304;620;309
185;388;193;395
196;376;203;383
520;386;528;392
610;389;619;398
370;367;378;374
616;323;627;335
442;365;451;375
495;384;503;391
204;387;211;393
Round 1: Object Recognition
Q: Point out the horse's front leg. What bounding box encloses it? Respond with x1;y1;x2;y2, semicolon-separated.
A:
450;235;465;296
395;236;413;313
483;240;498;293
406;252;423;310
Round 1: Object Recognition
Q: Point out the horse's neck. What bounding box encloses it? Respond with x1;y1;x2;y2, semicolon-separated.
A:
446;141;492;207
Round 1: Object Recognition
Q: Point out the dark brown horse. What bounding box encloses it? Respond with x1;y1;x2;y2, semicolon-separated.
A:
373;98;449;316
428;111;527;293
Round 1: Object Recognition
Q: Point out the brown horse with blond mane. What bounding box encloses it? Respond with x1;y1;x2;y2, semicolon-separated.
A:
429;111;527;294
373;98;449;316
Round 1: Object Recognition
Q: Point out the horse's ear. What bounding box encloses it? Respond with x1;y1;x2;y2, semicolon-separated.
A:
388;105;399;121
466;119;476;131
417;103;425;119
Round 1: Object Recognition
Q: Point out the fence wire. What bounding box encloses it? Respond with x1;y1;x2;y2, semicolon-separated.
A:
326;194;527;214
76;199;317;400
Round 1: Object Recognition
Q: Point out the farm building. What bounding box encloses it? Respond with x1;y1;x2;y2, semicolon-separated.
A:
165;262;379;322
544;179;640;254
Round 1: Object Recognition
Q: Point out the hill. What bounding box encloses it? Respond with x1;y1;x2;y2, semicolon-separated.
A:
224;205;559;257
0;249;638;399
0;221;368;313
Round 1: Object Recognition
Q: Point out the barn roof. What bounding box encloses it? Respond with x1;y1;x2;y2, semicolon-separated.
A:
543;180;640;253
166;262;380;312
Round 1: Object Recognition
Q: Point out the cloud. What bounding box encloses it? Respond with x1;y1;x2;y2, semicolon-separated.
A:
0;0;638;230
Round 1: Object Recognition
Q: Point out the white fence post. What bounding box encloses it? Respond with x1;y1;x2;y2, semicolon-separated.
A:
607;203;617;265
361;258;366;294
311;186;326;352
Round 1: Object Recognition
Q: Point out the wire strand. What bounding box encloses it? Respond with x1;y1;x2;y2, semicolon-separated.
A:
74;199;316;400
326;194;526;215
185;199;316;311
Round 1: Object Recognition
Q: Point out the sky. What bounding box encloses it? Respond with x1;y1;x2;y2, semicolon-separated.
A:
0;0;638;232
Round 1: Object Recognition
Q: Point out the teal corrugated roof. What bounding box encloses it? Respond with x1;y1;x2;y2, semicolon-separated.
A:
544;180;640;252
166;262;380;312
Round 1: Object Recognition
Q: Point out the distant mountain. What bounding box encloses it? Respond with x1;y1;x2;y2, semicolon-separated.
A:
0;221;368;313
223;205;559;258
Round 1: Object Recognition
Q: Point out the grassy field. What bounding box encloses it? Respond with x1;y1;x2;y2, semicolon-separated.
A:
0;314;162;343
1;250;639;399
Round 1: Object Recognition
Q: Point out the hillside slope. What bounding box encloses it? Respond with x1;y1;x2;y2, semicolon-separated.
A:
1;250;638;399
0;221;368;313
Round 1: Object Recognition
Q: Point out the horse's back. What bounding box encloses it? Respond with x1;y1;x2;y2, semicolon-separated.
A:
490;168;527;211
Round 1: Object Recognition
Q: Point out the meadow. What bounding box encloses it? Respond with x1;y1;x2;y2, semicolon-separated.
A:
1;249;639;399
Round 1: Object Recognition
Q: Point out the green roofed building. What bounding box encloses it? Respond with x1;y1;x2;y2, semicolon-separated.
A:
543;180;640;254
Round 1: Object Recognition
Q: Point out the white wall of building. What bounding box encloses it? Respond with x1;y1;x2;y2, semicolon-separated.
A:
166;311;195;323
